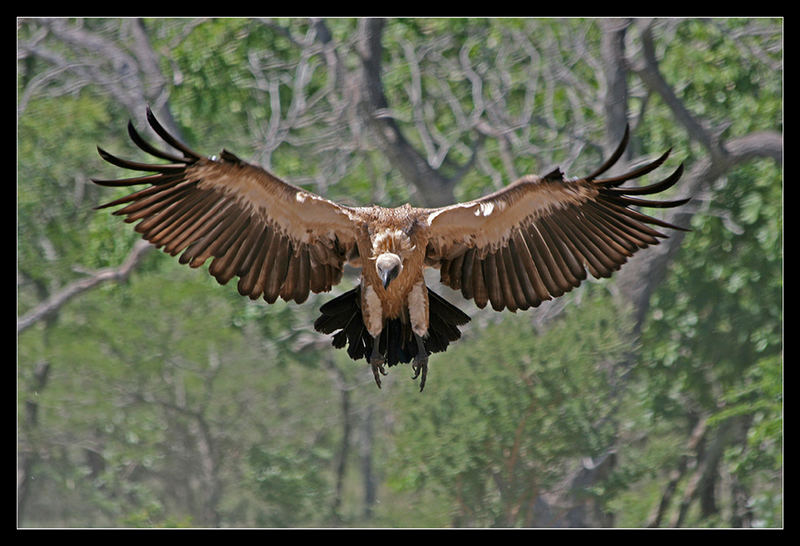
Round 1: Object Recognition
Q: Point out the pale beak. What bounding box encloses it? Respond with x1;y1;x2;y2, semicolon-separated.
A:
379;265;399;288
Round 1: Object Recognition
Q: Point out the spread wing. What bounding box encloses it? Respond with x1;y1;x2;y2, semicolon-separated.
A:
92;107;359;304
425;126;689;311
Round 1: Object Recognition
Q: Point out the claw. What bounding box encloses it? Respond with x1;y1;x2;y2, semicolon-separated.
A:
370;357;387;389
412;333;429;392
411;355;428;392
368;334;387;389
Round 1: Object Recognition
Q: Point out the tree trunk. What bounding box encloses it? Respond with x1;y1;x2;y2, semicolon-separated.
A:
356;18;457;207
360;409;377;519
17;360;52;525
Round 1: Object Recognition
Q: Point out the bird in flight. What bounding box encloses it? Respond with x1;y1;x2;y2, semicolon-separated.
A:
93;108;688;391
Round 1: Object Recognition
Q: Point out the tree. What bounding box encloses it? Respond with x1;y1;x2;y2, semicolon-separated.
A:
17;17;782;527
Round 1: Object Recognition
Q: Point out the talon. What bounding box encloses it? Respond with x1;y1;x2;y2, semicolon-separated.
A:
412;334;429;392
369;335;387;389
370;357;387;389
412;355;428;392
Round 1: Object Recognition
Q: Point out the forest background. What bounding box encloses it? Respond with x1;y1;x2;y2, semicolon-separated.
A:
17;18;782;528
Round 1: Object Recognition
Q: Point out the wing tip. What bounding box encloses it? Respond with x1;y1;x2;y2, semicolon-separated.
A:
584;123;631;181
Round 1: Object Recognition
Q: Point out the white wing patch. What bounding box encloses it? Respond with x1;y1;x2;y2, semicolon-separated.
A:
475;201;495;217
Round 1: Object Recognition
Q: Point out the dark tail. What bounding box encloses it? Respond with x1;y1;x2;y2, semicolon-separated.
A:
313;285;471;367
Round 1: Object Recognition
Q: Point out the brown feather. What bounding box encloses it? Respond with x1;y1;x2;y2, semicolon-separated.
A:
163;196;227;256
520;225;567;297
146;190;211;249
448;252;465;291
492;248;514;311
510;230;548;304
499;245;527;311
125;184;194;227
94;107;356;305
585;200;657;248
538;217;588;282
251;232;276;300
559;208;621;274
438;258;452;287
460;248;476;300
581;201;641;252
237;228;271;298
208;229;249;285
280;255;297;303
425;124;688;315
108;178;189;214
94;113;690;389
471;250;489;309
309;256;327;294
265;236;290;304
482;252;504;311
293;247;311;304
186;211;249;268
578;207;634;259
506;237;537;307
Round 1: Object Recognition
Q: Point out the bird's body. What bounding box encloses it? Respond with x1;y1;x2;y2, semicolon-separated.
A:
93;108;688;391
354;205;428;328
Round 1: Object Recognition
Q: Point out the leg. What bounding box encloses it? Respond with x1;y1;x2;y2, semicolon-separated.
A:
407;281;430;391
411;333;429;392
362;285;386;389
369;336;387;389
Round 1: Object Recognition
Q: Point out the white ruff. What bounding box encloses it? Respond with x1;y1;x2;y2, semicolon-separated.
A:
372;229;413;254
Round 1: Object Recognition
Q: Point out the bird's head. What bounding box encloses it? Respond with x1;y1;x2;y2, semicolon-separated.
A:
375;252;403;288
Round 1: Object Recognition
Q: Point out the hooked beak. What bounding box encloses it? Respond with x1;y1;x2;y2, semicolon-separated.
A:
379;265;399;288
375;252;402;289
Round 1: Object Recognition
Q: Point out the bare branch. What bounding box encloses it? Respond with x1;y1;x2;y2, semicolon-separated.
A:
356;18;456;206
19;18;181;135
615;128;781;333
647;415;709;527
599;19;633;159
17;240;152;334
615;21;782;331
632;20;726;159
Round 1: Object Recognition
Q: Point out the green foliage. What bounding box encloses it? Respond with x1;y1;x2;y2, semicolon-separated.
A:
18;17;782;528
18;95;114;292
662;19;782;135
619;20;783;525
385;291;632;526
247;442;333;527
640;157;781;416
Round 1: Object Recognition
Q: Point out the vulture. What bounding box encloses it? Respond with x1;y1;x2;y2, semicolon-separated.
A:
92;108;689;391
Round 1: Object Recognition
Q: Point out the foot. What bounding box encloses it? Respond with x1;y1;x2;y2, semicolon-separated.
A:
370;356;388;389
368;335;388;389
411;334;429;392
411;354;428;392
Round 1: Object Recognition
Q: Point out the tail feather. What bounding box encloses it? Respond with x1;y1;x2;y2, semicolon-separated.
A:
313;285;471;367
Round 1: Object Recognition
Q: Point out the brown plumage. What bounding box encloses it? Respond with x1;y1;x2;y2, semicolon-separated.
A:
93;108;689;391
